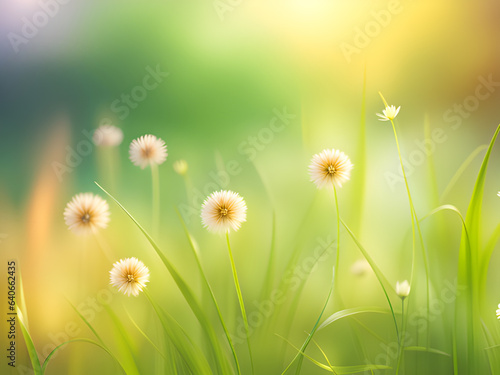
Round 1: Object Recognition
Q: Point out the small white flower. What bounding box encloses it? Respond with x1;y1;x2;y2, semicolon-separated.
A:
396;280;411;299
309;149;353;189
497;191;500;197
377;105;401;121
173;160;188;175
110;257;150;297
93;125;123;147
64;193;110;235
496;304;500;319
129;135;167;169
201;190;247;233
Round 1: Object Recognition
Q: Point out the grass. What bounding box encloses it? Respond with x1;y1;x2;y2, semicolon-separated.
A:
15;92;500;375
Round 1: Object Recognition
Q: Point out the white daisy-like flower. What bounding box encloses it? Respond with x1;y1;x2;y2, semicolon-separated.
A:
110;257;150;297
93;125;124;147
129;134;167;169
201;190;247;233
497;191;500;197
173;160;188;176
396;280;411;299
64;193;110;235
350;259;371;276
309;149;353;189
496;304;500;319
377;105;401;121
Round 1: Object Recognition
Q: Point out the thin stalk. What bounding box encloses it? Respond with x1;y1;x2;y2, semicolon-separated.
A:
380;93;430;348
333;184;340;288
151;163;160;238
396;298;406;374
226;232;254;375
286;184;340;374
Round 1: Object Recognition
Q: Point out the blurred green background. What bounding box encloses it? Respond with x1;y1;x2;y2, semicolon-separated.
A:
1;0;500;374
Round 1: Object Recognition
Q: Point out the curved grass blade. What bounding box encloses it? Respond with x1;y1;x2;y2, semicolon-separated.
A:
175;208;241;375
277;334;391;374
42;338;126;374
318;307;390;331
125;310;166;361
104;305;140;375
440;145;488;202
17;308;42;375
144;290;213;375
281;272;335;375
454;125;500;373
403;346;451;357
96;181;231;374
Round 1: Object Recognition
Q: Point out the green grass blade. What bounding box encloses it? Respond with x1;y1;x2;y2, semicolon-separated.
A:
457;124;500;372
226;232;255;375
144;291;212;375
67;300;105;344
17;308;42;375
403;346;451;357
281;273;335;375
95;181;231;374
104;305;140;375
440;145;488;202
318;307;390;331
341;219;399;344
278;334;391;374
175;208;241;375
125;310;167;361
42;338;126;374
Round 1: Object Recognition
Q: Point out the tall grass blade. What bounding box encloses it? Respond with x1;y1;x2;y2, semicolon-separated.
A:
42;338;126;374
17;308;42;375
95;181;231;374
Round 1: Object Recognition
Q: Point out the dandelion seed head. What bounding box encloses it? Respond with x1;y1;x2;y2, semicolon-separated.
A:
64;193;110;235
201;190;247;233
129;134;167;169
93;125;124;147
309;149;353;189
110;257;150;297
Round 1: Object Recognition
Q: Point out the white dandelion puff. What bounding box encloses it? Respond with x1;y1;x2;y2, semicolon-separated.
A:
201;190;247;233
309;149;353;189
110;257;150;297
129;134;167;169
93;125;124;147
64;193;110;235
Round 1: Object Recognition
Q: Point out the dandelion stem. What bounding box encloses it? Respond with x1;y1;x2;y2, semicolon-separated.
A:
226;232;254;375
151;163;160;238
333;184;340;288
